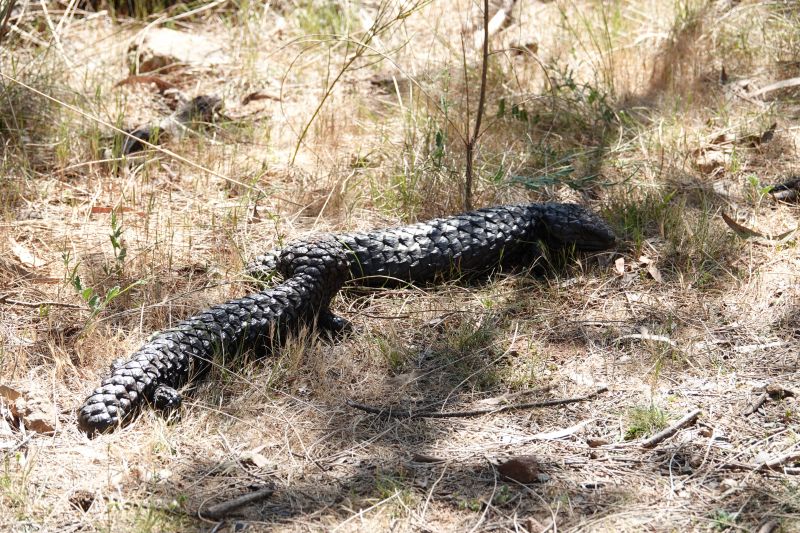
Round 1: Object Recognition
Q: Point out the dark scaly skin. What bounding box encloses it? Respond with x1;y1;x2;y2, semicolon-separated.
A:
252;203;615;284
78;238;350;434
78;203;614;434
339;202;613;283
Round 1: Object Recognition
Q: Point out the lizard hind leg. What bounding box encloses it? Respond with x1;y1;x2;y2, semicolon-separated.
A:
316;309;352;338
151;384;182;414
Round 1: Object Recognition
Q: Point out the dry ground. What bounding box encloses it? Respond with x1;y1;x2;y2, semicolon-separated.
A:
2;0;800;531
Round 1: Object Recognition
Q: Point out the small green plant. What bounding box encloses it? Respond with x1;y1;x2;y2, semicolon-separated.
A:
374;472;416;515
606;190;676;252
375;335;409;371
492;485;513;506
624;405;668;440
457;496;483;512
107;210;127;274
1;452;35;514
549;67;616;126
431;128;445;168
452;320;494;354
710;509;738;530
495;97;532;123
294;0;349;36
745;174;773;211
171;493;188;510
131;502;190;532
431;319;502;391
62;249;144;319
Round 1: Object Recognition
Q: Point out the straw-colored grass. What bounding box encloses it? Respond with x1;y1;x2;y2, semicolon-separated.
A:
2;0;800;531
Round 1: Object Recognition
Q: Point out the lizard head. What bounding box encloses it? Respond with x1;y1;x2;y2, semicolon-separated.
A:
536;203;616;251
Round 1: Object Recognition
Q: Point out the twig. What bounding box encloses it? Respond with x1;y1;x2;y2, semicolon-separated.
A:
733;341;786;354
198;486;274;520
0;294;83;309
472;0;491;147
719;451;800;474
757;520;779;533
463;0;490;211
641;409;701;449
0;0;17;45
410;453;445;463
472;0;515;49
1;433;34;458
755;451;800;472
37;0;73;68
288;2;426;165
719;459;800;475
346;387;608;420
749;76;800;98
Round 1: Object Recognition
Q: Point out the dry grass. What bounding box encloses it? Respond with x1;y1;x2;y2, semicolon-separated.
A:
2;0;800;531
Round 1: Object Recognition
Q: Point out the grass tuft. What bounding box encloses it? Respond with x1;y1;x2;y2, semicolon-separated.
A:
624;404;669;440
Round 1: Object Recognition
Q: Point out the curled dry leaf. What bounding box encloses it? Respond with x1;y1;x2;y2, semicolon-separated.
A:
9;237;45;268
410;452;445;464
114;75;176;93
242;91;280;105
721;212;763;238
647;263;663;283
530;419;592;440
614;257;625;275
721;212;797;244
240;450;270;469
0;385;56;434
0;385;22;402
695;150;728;174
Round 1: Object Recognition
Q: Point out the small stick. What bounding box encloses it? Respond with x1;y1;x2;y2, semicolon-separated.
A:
749;76;800;97
114;75;177;93
718;460;800;475
347;387;608;420
0;295;83;309
199;486;274;520
742;392;768;416
755;451;800;472
641;409;701;449
410;453;445;464
757;520;779;533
